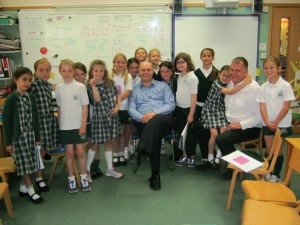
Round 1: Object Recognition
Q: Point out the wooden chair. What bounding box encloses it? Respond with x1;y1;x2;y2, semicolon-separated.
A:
239;129;263;156
241;199;300;225
0;157;16;183
226;128;283;210
47;143;89;187
0;182;13;219
241;144;300;205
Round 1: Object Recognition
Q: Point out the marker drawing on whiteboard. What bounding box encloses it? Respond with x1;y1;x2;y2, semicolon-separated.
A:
53;54;58;59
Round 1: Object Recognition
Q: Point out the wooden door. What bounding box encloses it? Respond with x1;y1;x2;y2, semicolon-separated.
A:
269;7;300;131
270;7;300;83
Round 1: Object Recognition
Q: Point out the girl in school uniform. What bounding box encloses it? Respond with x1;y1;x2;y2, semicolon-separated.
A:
109;53;133;166
74;62;103;181
3;67;44;204
160;60;178;95
134;47;148;63
256;56;295;182
127;57;141;87
86;59;123;179
55;59;91;193
126;58;141;156
193;48;219;166
198;65;252;170
29;58;61;192
159;60;178;155
148;48;162;81
174;52;199;167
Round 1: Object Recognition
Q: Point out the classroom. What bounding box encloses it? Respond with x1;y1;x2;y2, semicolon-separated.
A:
0;0;300;225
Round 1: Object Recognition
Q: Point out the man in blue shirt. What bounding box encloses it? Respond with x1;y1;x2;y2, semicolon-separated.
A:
128;61;175;190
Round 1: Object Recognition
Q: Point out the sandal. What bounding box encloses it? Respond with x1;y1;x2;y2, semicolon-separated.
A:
36;180;50;192
28;192;44;204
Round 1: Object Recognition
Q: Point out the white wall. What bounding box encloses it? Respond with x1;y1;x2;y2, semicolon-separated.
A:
1;0;300;7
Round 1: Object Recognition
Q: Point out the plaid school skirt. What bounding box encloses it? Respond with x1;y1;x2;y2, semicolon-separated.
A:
91;113;121;144
12;130;37;176
39;113;60;151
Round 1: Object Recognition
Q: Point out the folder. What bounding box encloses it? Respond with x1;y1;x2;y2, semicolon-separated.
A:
222;150;263;173
178;123;188;150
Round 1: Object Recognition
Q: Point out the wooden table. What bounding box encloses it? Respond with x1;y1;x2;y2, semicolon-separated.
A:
284;138;300;185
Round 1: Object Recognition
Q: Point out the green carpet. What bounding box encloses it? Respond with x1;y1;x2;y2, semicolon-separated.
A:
1;142;299;225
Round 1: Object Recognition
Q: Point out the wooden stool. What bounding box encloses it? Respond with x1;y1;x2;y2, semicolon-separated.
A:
48;143;89;187
47;150;81;187
0;182;13;219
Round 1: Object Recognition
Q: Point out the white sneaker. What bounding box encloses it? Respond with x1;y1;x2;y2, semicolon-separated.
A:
87;171;92;183
124;150;129;160
105;168;123;179
128;144;134;152
261;173;271;181
269;174;281;183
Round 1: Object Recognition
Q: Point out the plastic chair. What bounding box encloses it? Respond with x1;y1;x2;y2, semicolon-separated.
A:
0;157;16;183
226;128;283;210
131;130;175;171
0;182;13;219
241;199;300;225
241;144;300;206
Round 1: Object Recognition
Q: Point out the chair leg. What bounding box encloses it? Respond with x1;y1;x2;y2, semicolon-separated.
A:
73;158;81;187
48;155;64;185
226;170;239;210
0;172;7;183
3;188;13;219
169;141;175;171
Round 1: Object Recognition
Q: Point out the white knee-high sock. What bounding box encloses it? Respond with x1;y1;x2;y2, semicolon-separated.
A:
86;149;96;171
105;151;113;170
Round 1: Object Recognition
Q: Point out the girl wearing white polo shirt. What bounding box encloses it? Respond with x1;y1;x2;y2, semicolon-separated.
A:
55;59;91;193
256;56;295;182
174;52;199;167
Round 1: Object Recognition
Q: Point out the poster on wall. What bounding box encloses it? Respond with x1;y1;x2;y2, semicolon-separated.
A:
291;101;300;126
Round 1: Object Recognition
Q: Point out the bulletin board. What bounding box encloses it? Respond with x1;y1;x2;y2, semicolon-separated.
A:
173;15;260;78
18;9;172;84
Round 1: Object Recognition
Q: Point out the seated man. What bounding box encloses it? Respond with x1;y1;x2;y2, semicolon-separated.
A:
216;57;262;179
128;61;175;190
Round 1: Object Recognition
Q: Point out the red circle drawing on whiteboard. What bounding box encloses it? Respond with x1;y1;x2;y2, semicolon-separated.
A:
40;47;48;55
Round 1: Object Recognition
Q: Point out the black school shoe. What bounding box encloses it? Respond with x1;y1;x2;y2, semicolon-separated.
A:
28;192;44;204
19;189;41;197
149;174;161;191
91;167;104;179
36;180;50;192
195;159;220;171
43;152;51;161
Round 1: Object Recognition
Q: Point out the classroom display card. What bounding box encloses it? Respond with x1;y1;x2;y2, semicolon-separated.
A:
222;150;263;173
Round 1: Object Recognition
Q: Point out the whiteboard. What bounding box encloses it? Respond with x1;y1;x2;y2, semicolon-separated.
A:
173;15;259;78
18;9;172;84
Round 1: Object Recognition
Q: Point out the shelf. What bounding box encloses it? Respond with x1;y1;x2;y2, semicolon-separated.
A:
0;50;21;54
0;24;18;26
